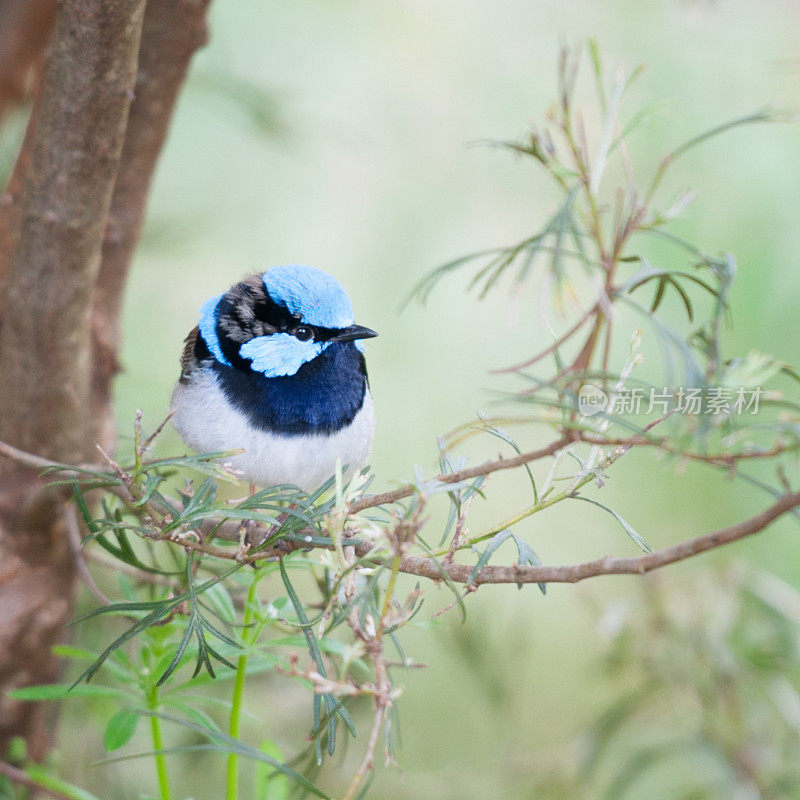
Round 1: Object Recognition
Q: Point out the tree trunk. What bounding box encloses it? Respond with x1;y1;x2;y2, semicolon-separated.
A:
0;0;213;761
0;0;146;758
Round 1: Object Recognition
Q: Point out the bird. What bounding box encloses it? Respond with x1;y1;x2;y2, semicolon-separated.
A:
171;265;377;492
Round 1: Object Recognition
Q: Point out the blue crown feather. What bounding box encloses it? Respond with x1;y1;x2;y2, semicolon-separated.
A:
262;265;354;329
198;293;231;366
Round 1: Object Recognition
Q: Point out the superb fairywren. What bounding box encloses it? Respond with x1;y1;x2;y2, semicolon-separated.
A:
171;265;377;490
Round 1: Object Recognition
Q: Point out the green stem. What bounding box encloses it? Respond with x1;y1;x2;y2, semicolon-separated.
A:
226;577;259;800
378;554;403;635
428;477;593;559
147;685;171;800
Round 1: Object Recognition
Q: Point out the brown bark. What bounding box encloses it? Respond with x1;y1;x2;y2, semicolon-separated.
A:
0;74;44;315
0;0;56;124
0;0;56;298
91;0;212;452
0;0;214;762
0;0;146;758
0;0;145;458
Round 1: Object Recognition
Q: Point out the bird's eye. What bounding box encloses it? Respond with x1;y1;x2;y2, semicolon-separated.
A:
293;325;313;342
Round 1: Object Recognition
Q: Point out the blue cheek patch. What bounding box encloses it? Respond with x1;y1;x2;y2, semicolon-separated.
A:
240;333;329;378
198;294;231;366
262;265;354;329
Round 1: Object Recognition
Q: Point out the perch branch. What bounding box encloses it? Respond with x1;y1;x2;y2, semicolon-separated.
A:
3;438;800;586
177;488;800;586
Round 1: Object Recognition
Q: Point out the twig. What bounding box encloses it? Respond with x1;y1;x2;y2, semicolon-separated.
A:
142;409;176;455
0;760;74;800
339;520;409;800
443;492;475;568
84;549;176;588
65;504;111;606
0;436;568;519
0;439;59;470
341;681;387;800
348;437;569;513
491;303;598;374
392;489;800;585
95;443;170;535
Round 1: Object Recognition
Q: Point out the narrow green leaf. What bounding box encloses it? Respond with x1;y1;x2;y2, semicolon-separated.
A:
23;766;102;800
479;421;538;503
466;530;515;586
256;740;290;800
650;275;668;313
278;558;338;759
103;708;141;751
155;617;196;686
587;38;606;115
51;645;97;662
666;276;694;322
8;684;128;701
573;496;653;553
144;711;333;799
511;536;547;595
131;473;165;507
164;700;223;733
608;99;671;155
415;534;467;622
74;604;179;686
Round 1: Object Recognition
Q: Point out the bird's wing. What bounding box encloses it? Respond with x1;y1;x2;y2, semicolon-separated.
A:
179;326;201;384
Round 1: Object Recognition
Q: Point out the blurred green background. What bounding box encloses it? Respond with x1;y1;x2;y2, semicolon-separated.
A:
34;0;800;797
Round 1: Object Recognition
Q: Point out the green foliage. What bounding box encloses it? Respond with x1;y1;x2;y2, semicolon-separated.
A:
411;44;799;473
538;566;800;798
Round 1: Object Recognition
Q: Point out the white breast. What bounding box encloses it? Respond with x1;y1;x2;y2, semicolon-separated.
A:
170;368;375;491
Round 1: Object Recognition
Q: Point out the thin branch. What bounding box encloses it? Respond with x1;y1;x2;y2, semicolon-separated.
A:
574;431;797;465
491;303;598;374
84;549;175;588
65;504;111;606
0;761;74;800
341;677;387;800
0;439;59;470
347;437;569;513
393;489;800;585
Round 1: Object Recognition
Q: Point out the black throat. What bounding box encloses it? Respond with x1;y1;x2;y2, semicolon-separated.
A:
203;336;369;435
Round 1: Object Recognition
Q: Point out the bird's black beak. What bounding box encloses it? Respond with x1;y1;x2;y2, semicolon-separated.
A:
328;324;378;343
